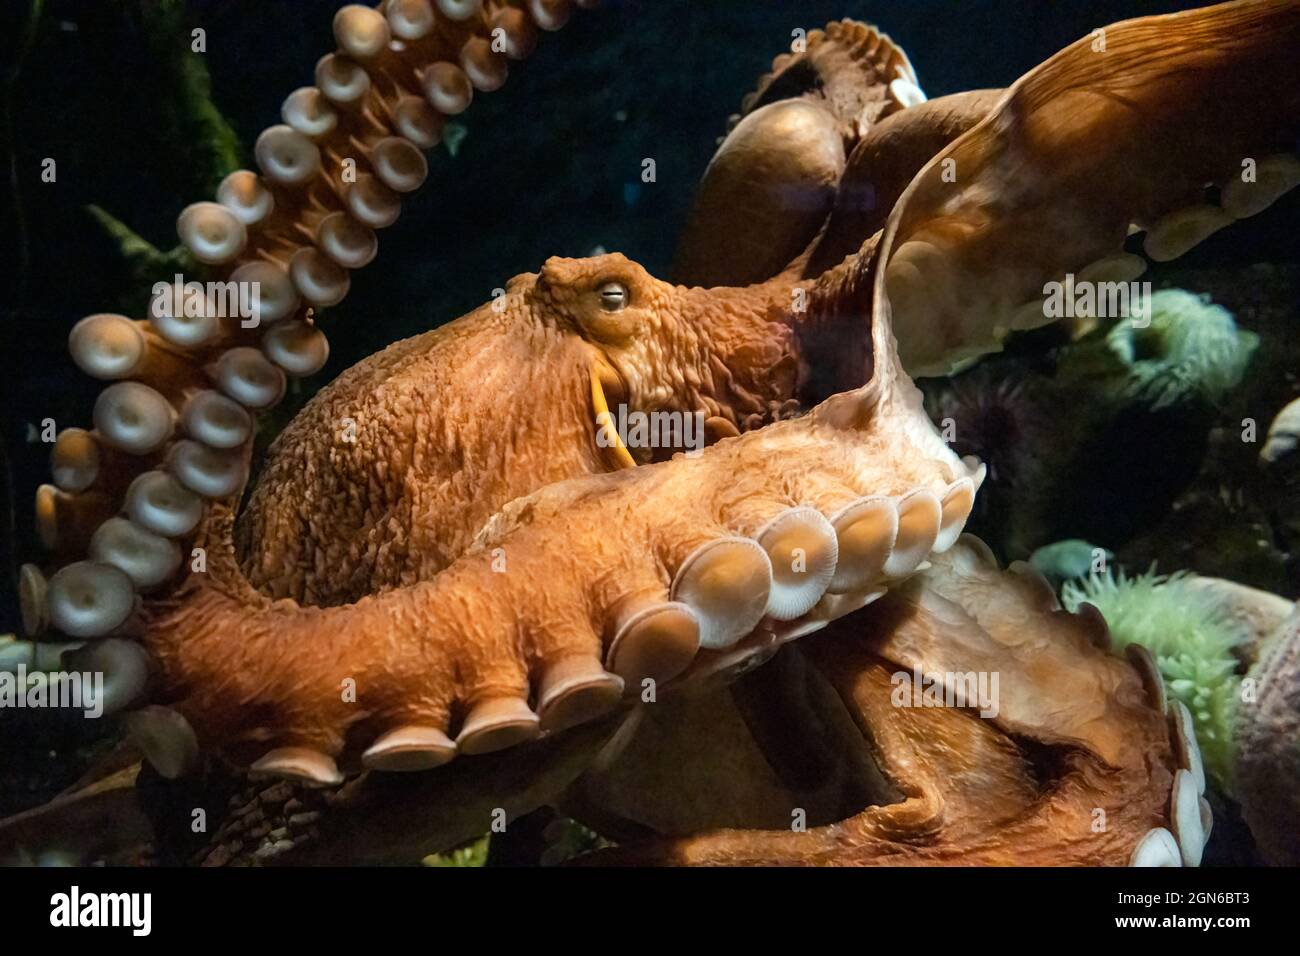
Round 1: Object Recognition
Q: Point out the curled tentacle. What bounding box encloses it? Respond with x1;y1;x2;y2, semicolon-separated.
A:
673;20;922;288
803;88;1004;276
868;0;1300;377
570;537;1192;866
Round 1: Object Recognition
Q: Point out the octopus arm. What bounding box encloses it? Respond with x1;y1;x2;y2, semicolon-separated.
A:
131;370;979;778
18;0;593;720
672;20;921;287
572;538;1196;867
875;0;1300;378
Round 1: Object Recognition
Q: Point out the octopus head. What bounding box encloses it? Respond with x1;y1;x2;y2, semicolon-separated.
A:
528;252;801;464
530;253;675;392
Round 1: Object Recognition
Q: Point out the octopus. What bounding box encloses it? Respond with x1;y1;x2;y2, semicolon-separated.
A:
8;0;1300;867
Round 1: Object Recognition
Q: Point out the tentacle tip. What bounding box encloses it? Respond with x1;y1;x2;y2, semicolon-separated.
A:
124;706;200;780
250;747;344;787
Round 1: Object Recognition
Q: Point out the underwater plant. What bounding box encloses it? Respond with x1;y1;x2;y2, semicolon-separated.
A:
1063;569;1242;790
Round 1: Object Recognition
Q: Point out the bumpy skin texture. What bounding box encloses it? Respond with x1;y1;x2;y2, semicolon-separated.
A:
1236;609;1300;864
238;255;800;604
19;0;1300;866
145;371;968;762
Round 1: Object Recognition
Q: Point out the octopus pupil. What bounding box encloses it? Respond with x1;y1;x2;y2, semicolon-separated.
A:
600;283;628;310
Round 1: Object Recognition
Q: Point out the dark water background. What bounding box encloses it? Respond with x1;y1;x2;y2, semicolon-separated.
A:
1;0;1296;631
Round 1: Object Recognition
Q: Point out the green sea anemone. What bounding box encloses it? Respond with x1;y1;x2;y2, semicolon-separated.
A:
1029;539;1111;584
1062;568;1243;792
423;833;489;867
1103;289;1258;410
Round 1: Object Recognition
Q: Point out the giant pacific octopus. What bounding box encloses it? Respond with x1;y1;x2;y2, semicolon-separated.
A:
9;0;1300;866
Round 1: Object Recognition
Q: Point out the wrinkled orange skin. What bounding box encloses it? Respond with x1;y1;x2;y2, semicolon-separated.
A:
238;254;800;605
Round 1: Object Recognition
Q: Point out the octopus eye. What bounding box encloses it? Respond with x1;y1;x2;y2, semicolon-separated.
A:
598;282;628;312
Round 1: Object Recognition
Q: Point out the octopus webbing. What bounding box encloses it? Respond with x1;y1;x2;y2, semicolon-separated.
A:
11;0;1300;867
